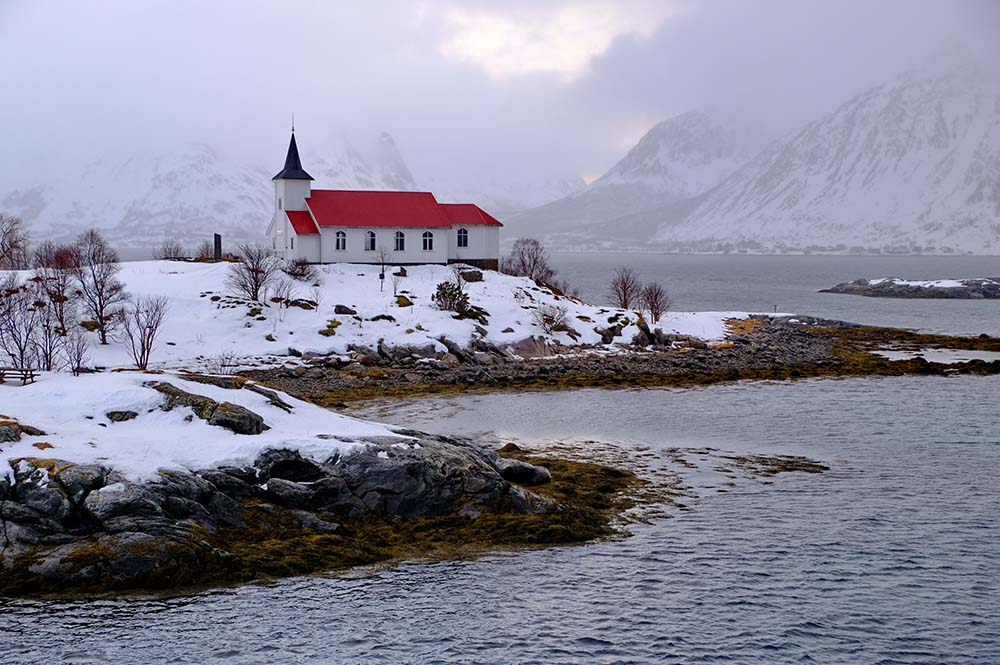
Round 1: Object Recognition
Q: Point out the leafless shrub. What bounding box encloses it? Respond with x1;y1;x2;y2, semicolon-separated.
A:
609;266;642;310
195;240;215;260
153;239;186;260
64;328;90;375
500;238;556;284
309;284;324;313
282;257;318;282
120;295;168;370
640;282;670;323
532;303;568;334
206;350;241;375
225;243;281;301
271;279;296;322
391;273;403;296
550;278;580;299
0;213;30;270
74;229;128;344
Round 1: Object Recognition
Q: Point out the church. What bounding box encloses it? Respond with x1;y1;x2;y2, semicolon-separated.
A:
265;132;502;269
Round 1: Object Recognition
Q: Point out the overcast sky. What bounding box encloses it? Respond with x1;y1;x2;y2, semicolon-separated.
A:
1;0;997;185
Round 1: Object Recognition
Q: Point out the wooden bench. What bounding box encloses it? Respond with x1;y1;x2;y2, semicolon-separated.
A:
0;367;37;385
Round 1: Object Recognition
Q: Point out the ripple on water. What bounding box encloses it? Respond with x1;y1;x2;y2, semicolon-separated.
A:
2;376;999;664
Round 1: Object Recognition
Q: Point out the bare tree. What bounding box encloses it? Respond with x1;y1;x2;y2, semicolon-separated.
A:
500;238;556;284
0;213;30;270
29;279;65;370
225;242;281;301
609;266;642;310
74;229;128;344
0;274;41;368
391;273;403;296
195;239;214;260
64;328;91;375
640;282;670;323
120;295;168;370
153;239;186;260
376;244;391;292
33;241;80;335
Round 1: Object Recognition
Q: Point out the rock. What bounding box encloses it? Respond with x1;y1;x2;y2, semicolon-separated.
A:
395;295;414;307
370;314;396;323
106;410;138;422
288;347;303;357
0;422;22;442
508;336;550;359
501;327;515;333
287;509;340;534
595;324;624;344
145;381;268;435
495;458;552;485
208;402;268;435
263;478;314;508
459;269;483;283
334;305;357;315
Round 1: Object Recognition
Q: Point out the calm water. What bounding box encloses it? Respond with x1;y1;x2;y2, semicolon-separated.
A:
552;253;1000;336
3;254;999;664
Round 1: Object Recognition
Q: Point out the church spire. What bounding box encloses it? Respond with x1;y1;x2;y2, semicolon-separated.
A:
272;130;314;181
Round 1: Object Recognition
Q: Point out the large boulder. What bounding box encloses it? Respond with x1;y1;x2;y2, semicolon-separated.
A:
145;381;267;435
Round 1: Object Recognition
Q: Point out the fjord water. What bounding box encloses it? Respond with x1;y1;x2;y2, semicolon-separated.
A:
3;254;999;663
553;253;1000;335
4;376;997;664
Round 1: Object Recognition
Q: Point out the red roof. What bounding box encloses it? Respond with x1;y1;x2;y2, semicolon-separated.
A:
286;210;318;235
440;203;503;227
306;190;454;228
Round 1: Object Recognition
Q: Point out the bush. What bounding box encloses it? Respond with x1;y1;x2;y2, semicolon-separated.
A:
532;303;568;334
433;281;469;313
225;243;281;301
282;257;318;282
153;239;186;261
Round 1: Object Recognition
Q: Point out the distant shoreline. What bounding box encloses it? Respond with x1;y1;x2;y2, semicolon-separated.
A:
247;317;1000;407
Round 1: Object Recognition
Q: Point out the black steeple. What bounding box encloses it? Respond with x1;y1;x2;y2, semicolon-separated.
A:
272;131;314;181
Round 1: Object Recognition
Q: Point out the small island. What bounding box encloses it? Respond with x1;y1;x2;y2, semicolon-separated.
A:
821;277;1000;299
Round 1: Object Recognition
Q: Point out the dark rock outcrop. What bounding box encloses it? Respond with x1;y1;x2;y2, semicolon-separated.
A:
822;278;1000;299
145;381;268;435
0;433;552;594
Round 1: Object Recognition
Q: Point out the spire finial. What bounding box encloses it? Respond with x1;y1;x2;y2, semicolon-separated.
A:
291;112;295;133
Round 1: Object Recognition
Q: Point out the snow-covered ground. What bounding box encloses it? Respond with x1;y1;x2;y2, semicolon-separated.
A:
0;372;403;482
873;349;1000;364
867;277;995;288
24;260;751;371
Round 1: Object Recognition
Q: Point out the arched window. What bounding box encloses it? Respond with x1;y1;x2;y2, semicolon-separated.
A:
394;231;405;252
335;231;346;251
422;231;434;251
456;228;468;248
365;230;376;251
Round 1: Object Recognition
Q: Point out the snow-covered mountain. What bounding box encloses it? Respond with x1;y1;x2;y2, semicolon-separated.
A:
0;134;422;250
504;110;763;243
655;67;1000;254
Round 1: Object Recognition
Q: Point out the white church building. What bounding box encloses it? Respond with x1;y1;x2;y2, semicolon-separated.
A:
265;132;502;269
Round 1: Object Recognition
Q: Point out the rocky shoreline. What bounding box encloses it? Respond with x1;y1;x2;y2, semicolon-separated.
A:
247;316;1000;405
1;430;629;596
821;277;1000;299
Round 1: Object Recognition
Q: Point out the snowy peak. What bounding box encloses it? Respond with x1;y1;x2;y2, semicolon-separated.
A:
593;110;761;198
660;67;1000;253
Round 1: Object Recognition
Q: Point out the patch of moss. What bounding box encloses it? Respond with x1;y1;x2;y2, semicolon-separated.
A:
319;319;341;337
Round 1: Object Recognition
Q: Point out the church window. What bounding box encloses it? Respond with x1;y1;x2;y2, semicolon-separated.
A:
457;228;468;248
336;231;346;251
365;231;376;251
422;231;434;251
395;231;405;251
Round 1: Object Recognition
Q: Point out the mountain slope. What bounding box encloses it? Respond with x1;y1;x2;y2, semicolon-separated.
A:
656;68;1000;253
505;110;762;242
0;135;422;250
